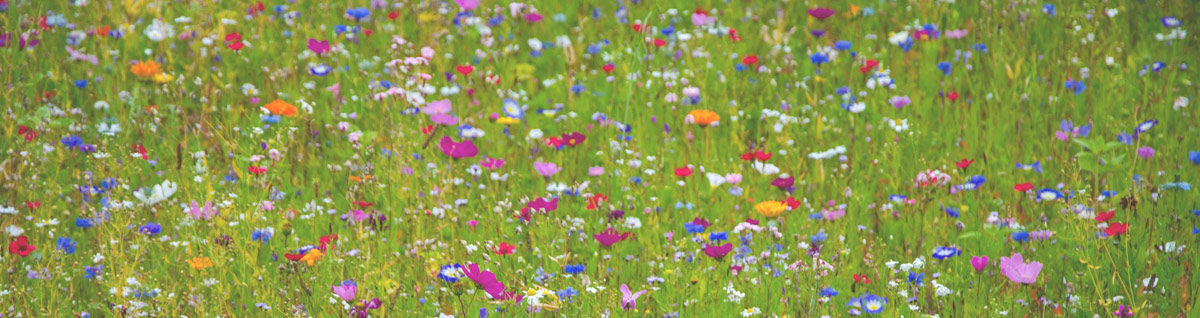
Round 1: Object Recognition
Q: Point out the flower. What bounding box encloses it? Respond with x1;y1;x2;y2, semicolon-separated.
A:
332;280;358;302
9;235;35;257
533;162;561;177
139;222;162;236
970;256;989;271
703;243;733;259
439;136;478;159
1105;223;1128;237
998;253;1043;284
754;201;787;218
438;264;465;283
130;61;162;79
1016;161;1043;173
56;237;76;254
1137;146;1155;159
564;264;585;274
307;38;330;55
263;99;299;117
931;246;961;260
846;293;887;314
593;227;631;246
1036;188;1064;201
955;159;974;170
1189;151;1200;165
619;284;647;310
1014;182;1034;192
298;248;324;266
685;110;720;126
494;242;516;255
807;7;835;20
187;257;214;270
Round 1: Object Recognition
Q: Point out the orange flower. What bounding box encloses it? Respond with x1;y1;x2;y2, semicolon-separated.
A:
187;257;214;270
755;200;787;218
685;110;720;127
263;99;299;117
130;61;162;79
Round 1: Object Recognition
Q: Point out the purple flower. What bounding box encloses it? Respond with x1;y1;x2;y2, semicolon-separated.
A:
1137;146;1155;159
1162;16;1181;28
703;243;733;259
332;280;358;301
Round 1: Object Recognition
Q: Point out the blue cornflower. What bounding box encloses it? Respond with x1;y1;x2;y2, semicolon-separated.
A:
75;79;88;88
76;217;95;229
937;61;952;76
1064;79;1086;95
84;265;103;279
1189;151;1200;165
931;246;961;260
570;84;586;94
907;271;924;286
564;264;585;274
251;228;273;243
1134;119;1158;135
1117;132;1135;145
944;206;960;218
139;222;162;236
61;135;84;150
810;230;828;244
684;223;706;234
57;237;77;254
661;25;675;36
1042;4;1056;16
709;231;728;242
734;63;748;72
820;287;838;297
897;37;914;52
586;44;602;55
1162;16;1181;28
1152;62;1166;72
261;115;281;124
888;194;907;203
809;52;829;66
957;175;986;191
834;40;852;51
310;64;332;76
558;287;578;301
346;8;370;21
1012;231;1030;242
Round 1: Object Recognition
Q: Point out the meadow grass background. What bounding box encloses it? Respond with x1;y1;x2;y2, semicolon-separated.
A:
1;0;1199;317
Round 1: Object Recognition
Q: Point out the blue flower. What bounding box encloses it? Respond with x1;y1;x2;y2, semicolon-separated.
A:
684;223;705;234
1012;231;1030;242
1162;16;1181;28
75;79;88;88
1134;119;1158;134
557;287;578;301
501;99;524;119
810;230;828;243
1042;4;1056;16
84;265;103;279
61;135;84;150
1064;79;1086;95
1152;61;1166;72
944;207;960;218
1036;188;1064;201
937;61;952;76
820;286;838;297
261;115;281;124
1117;132;1134;145
734;63;748;72
251;229;273;243
1189;151;1200;165
809;52;829;66
850;293;887;314
709;231;728;242
897;37;914;52
310;64;332;76
907;271;924;286
834;40;852;51
57;237;77;254
570;84;586;94
437;264;464;283
931;246;961;260
564;264;586;274
75;217;95;229
1016;161;1043;174
888;194;907;203
661;25;675;36
139;222;162;236
346;7;370;21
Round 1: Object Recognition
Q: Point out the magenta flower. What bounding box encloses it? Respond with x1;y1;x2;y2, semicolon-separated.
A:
521;197;559;214
703;243;733;259
454;0;480;11
462;264;523;303
771;176;795;190
308;38;331;55
1137;146;1155;159
332;280;358;302
593;227;631;246
808;7;835;20
533;162;561;177
970;256;989;272
481;157;506;170
422;99;452;115
439;136;478;159
998;253;1043;284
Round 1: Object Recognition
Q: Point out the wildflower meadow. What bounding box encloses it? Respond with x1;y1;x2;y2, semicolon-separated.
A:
3;0;1200;317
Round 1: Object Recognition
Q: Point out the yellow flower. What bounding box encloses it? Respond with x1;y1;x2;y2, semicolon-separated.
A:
130;61;163;79
496;116;520;125
299;248;324;266
685;110;720;127
187;257;213;270
755;200;787;218
153;73;173;84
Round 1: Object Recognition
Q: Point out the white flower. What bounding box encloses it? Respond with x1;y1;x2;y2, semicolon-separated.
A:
134;180;178;206
751;162;780;175
0;205;16;215
807;146;847;160
741;307;761;317
1105;8;1118;18
5;225;24;237
142;19;175;42
623;217;642;229
528;129;544;139
94;101;110;109
1174;97;1189;110
886;118;910;132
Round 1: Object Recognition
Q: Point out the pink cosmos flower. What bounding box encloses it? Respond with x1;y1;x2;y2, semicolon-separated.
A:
999;253;1042;284
533;162;561;177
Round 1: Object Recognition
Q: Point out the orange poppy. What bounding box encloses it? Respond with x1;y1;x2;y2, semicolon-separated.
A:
130;61;162;79
685;110;720;127
263;99;299;117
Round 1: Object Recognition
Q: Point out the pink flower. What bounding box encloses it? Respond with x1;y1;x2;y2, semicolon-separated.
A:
807;7;835;20
481;157;506;170
593;227;630;246
1137;146;1155;159
438;136;478;159
533;162;561;177
970;256;989;272
454;0;479;11
703;243;733;259
691;11;715;26
332;280;358;302
307;38;331;55
998;253;1043;284
588;166;605;176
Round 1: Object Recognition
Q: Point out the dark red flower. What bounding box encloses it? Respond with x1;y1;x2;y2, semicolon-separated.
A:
602;63;615;73
946;91;960;101
561;132;586;147
284;253;304;261
784;197;802;210
704;243;733;259
319;234;338;252
388;11;400;20
355;201;373;208
25;201;40;209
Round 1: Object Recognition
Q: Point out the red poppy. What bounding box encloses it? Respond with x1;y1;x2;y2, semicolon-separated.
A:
9;235;35;257
421;125;436;135
955;159;974;170
133;143;148;160
17;125;37;141
784;197;802;210
946;91;959;101
853;274;870;284
860;60;879;74
1105;223;1128;237
740;151;772;162
742;55;758;65
247;2;266;15
494;242;516;255
248;166;267;175
1095;210;1115;222
586;193;608;210
227;40;245;51
631;24;645;33
388;11;400;20
729;28;741;42
225;32;242;43
284;253;305;261
320;234;338;251
456;65;474;76
363;29;373;36
652;38;667;47
1013;182;1034;192
26;201;40;210
355;201;373;208
602;63;615;73
674;166;693;178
